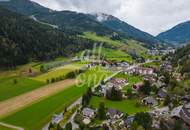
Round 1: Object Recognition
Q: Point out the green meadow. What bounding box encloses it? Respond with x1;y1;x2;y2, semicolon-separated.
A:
0;77;44;101
90;96;149;115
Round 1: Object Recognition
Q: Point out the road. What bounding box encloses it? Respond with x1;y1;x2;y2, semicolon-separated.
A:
0;122;24;130
42;60;154;130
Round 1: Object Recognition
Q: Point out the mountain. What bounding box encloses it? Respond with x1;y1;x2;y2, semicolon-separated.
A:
0;0;163;48
0;0;116;36
0;0;51;15
90;13;162;45
157;21;190;45
0;6;95;68
171;44;190;74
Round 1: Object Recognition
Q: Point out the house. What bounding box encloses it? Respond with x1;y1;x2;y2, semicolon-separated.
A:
157;89;168;98
160;62;173;72
99;78;127;97
52;114;63;124
123;116;135;128
107;108;123;119
108;78;128;89
171;106;183;118
142;97;158;106
82;108;95;118
144;75;156;85
150;107;169;117
132;82;144;91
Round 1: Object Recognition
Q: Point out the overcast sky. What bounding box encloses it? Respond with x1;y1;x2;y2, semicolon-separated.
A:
31;0;190;36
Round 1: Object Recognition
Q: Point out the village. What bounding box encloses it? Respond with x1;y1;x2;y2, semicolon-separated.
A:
47;57;190;130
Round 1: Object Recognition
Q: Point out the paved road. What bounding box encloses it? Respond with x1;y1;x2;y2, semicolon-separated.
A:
0;122;24;130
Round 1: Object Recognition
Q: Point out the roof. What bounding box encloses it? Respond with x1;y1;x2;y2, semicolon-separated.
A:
143;97;158;106
171;106;182;117
157;89;167;98
83;118;91;125
82;108;95;116
107;108;123;118
124;116;135;125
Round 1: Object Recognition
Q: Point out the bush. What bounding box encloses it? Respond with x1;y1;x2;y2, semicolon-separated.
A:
13;79;18;84
51;78;55;83
46;79;50;84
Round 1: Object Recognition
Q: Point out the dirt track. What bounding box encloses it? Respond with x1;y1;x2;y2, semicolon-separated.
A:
0;79;78;118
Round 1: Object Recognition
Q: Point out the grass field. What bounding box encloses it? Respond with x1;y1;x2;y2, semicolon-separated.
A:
1;85;86;130
90;96;149;115
81;32;122;47
0;79;77;118
0;67;113;130
0;77;44;101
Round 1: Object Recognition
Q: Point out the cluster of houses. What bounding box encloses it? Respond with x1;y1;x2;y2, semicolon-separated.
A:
81;106;136;129
125;67;154;76
148;48;175;56
86;60;130;71
98;78;128;97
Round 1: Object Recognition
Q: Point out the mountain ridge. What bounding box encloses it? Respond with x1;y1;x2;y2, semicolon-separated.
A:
157;21;190;45
0;0;163;47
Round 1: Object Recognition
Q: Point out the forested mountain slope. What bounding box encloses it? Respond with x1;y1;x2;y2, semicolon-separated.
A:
0;7;94;68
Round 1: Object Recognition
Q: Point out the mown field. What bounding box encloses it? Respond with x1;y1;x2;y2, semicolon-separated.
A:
0;60;85;102
0;77;44;102
31;63;84;82
0;66;113;130
90;96;149;115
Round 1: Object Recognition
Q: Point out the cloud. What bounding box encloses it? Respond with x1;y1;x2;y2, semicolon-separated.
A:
31;0;190;35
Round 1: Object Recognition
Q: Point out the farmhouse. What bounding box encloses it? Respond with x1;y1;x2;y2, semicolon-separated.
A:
125;67;154;75
82;108;95;118
107;108;123;119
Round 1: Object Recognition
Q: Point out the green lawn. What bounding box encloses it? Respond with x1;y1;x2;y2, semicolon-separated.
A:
0;125;16;130
1;67;113;130
90;96;149;115
0;77;44;101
